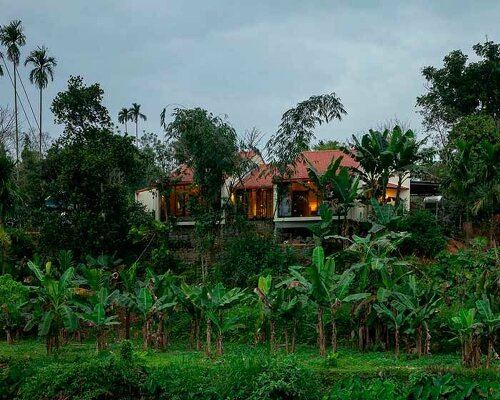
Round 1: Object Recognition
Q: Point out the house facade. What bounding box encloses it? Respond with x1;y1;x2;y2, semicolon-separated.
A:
135;150;411;227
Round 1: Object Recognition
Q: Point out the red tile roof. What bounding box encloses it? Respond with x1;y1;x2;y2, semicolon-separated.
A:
171;165;194;185
172;150;357;189
236;165;274;189
283;150;358;181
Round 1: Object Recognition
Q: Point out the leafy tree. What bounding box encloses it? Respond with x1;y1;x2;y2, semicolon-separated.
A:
129;103;146;142
26;255;79;353
417;41;500;144
266;93;346;177
51;76;112;139
0;274;28;344
0;20;26;162
43;77;147;256
0;146;17;224
164;108;239;278
24;46;57;155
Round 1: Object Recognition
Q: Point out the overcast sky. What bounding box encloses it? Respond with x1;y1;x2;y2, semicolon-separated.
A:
1;0;499;147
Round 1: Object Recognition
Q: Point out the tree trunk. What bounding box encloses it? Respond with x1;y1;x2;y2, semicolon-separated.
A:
216;331;223;357
330;306;338;353
157;314;165;350
416;325;423;358
395;175;403;206
284;322;289;354
395;328;400;359
39;87;43;155
124;309;131;340
291;320;297;353
424;322;431;355
270;318;276;353
206;318;212;357
5;329;13;345
135;119;138;142
486;334;496;369
196;315;202;351
14;63;19;164
189;318;195;350
318;306;326;356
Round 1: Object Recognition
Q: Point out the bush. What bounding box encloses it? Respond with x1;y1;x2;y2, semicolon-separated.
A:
216;232;296;288
247;357;320;400
396;210;447;258
19;355;145;400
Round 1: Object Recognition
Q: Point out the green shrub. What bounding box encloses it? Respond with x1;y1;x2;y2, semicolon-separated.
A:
216;233;296;288
120;340;134;362
324;377;402;400
397;210;447;258
19;355;145;400
246;357;320;400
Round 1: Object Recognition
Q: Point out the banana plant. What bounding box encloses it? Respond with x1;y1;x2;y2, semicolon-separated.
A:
26;260;79;354
391;275;442;357
254;275;281;352
289;246;369;355
342;232;409;351
177;283;203;350
122;272;176;350
145;269;178;349
118;262;138;340
476;298;500;368
203;283;247;357
373;300;407;358
80;287;119;352
450;308;483;368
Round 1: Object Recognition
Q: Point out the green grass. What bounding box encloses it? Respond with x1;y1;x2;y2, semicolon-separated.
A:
1;338;497;377
1;340;499;399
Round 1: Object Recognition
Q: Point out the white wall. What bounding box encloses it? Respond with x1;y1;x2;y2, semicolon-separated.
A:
135;188;160;220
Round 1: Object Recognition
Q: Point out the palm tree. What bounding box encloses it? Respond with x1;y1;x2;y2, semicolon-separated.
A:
0;52;3;77
0;20;26;163
24;46;57;155
118;107;131;134
129;103;146;142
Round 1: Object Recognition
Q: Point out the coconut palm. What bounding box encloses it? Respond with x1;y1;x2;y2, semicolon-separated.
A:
24;46;57;155
118;107;131;134
129;103;146;142
0;20;26;163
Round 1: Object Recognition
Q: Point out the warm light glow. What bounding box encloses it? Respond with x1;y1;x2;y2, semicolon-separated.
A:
230;193;235;204
309;200;318;212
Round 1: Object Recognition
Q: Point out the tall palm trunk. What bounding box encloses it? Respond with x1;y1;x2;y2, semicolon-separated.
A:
13;63;18;163
135;118;138;142
39;86;42;155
